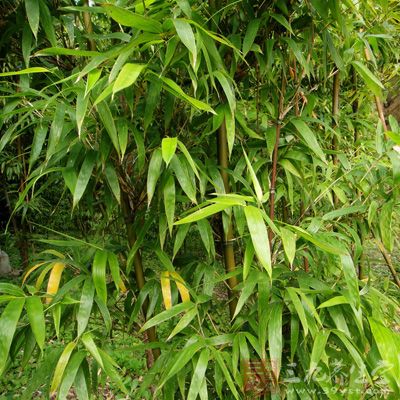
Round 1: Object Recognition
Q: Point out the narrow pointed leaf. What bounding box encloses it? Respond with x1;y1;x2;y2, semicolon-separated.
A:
26;296;45;351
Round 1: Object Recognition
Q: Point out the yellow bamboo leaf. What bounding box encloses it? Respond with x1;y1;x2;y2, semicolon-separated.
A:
118;280;127;293
22;262;47;285
46;262;65;304
161;271;172;310
171;272;190;303
36;263;55;291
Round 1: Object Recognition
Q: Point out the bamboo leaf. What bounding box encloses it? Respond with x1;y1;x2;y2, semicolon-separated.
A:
173;19;197;67
108;252;126;292
147;148;163;206
352;61;384;98
92;250;107;305
170;155;197;203
104;164;121;204
140;302;193;332
25;0;40;38
81;332;104;368
73;151;96;207
170;272;190;303
46;262;65;304
0;298;25;376
26;296;45;351
0;67;50;77
162;137;178;166
243;150;263;203
113;63;146;96
243;19;260;56
161;271;172;310
57;351;86;400
77;279;95;337
244;206;271;277
269;302;283;381
102;4;163;33
187;349;210;400
309;330;330;376
280;227;296;267
291;119;327;163
286;287;308;337
50;342;77;395
167;307;197;340
175;203;229;225
97;102;120;155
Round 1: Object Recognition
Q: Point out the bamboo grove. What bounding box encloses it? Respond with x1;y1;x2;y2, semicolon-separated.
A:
1;0;400;399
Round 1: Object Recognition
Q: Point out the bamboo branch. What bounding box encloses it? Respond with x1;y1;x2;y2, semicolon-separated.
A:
376;240;400;289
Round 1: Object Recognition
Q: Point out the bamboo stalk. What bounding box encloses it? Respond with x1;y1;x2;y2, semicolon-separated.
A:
217;118;238;318
376;240;400;289
268;77;286;246
121;194;160;364
83;0;96;51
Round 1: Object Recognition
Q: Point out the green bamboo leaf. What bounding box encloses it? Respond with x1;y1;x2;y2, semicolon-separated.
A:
162;137;178;166
76;89;89;136
197;219;214;257
47;103;66;159
269;302;283;381
29;125;47;171
26;296;45;351
243;19;260;55
233;272;258;318
322;205;366;221
0;298;25;376
309;330;330;376
57;351;86;400
173;224;190;259
77;279;95;337
286;287;308;337
85;68;102;97
104;164;121;204
39;0;57;46
0;67;50;77
147;148;163;206
280;227;296;267
113;63;146;96
159;75;215;114
25;0;40;38
213;351;240;399
98;349;128;394
164;175;176;234
291;226;347;255
102;4;163;33
173;19;197;67
167;307;197;340
74;366;89;400
187;348;210;400
50;341;77;395
140;302;193;332
317;296;348;309
224;106;235;157
97;102;120;155
352;61;384;98
175;203;229;225
244;206;271;277
369;318;400;382
340;254;360;309
271;14;293;34
108;252;125;292
92;250;107;305
292;119;327;163
243;150;263;203
161;340;203;387
81;332;104;368
214;71;235;114
73;151;96;207
36;48;99;57
170;155;197;203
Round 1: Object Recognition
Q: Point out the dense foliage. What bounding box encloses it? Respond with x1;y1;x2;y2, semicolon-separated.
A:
1;0;400;399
